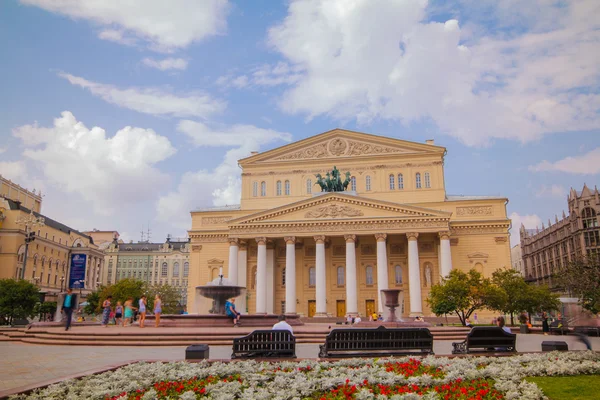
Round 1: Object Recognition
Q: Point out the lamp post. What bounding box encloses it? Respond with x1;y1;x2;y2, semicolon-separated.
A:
60;277;65;292
15;211;45;280
33;276;40;287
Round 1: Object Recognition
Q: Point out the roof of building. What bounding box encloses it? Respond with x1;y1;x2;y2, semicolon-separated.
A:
4;196;93;243
446;195;507;201
192;204;241;212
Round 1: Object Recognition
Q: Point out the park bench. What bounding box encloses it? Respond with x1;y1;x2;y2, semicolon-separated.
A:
549;320;569;335
452;326;516;354
231;330;296;359
574;326;600;337
318;326;434;358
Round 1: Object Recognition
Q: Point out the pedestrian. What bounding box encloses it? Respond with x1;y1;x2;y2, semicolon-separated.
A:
542;312;549;335
225;297;241;327
123;298;136;327
61;288;75;331
153;294;162;327
138;296;147;328
101;295;112;327
114;301;123;326
272;314;294;334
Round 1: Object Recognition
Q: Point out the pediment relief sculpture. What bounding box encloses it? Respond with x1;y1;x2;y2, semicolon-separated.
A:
273;138;411;161
305;204;365;218
467;252;489;259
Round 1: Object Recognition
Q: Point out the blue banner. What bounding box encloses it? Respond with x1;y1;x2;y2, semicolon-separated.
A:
69;254;87;290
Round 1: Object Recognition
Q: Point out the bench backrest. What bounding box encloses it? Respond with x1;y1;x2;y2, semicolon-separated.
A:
233;330;295;353
323;326;433;351
466;326;516;347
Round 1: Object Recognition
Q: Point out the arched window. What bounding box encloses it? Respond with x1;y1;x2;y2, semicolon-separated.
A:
173;262;180;277
351;176;356;191
424;172;431;188
285;180;290;195
415;173;422;189
337;266;345;286
395;265;402;284
389;174;395;190
260;181;266;196
276;180;282;196
252;182;258;197
282;268;286;286
161;262;168;277
398;174;404;190
307;179;312;194
365;266;374;285
582;208;598;228
183;262;189;277
366;175;371;191
309;267;316;287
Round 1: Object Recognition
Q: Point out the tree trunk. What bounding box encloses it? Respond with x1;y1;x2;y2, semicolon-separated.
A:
510;313;514;326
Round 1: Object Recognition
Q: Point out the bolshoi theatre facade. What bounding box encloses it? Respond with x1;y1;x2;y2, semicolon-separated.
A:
188;129;511;318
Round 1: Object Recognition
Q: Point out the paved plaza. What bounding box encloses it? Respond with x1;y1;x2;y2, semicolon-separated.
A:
0;331;597;398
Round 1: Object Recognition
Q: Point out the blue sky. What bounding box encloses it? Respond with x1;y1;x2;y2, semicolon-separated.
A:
0;0;598;246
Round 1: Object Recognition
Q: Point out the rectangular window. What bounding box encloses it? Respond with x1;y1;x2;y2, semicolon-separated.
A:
397;174;404;189
252;182;258;197
161;263;168;277
281;300;286;315
389;175;395;190
309;267;316;287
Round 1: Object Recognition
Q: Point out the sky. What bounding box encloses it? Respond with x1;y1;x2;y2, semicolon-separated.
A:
0;0;598;247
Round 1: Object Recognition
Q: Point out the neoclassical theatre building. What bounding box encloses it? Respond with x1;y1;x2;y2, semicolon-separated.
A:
188;129;511;318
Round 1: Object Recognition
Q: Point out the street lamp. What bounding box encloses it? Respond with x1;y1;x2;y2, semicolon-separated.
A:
15;211;45;280
60;277;65;292
33;276;40;287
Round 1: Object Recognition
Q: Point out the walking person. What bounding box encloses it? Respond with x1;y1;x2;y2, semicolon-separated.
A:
153;294;162;328
542;312;550;335
138;296;147;328
123;298;136;327
101;295;112;327
61;288;76;331
114;301;123;326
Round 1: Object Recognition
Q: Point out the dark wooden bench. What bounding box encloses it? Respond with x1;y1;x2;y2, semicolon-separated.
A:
231;330;296;359
452;326;516;354
574;326;600;337
549;320;569;335
318;326;434;358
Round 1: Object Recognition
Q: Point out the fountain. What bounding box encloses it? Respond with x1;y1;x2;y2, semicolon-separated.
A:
381;289;402;322
196;267;245;315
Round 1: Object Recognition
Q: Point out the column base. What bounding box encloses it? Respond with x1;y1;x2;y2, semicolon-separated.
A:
313;312;328;318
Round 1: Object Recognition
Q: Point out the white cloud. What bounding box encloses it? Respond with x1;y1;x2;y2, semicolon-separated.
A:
12;111;176;215
535;184;566;198
59;73;225;118
529;147;600;174
157;124;292;229
0;161;29;183
142;58;188;71
509;212;542;246
258;0;600;146
176;120;293;147
0;147;6;154
20;0;230;52
216;63;303;89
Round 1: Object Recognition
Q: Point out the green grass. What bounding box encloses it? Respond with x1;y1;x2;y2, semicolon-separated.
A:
525;375;600;400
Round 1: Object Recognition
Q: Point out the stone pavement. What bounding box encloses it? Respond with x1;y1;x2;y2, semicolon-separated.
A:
0;334;597;398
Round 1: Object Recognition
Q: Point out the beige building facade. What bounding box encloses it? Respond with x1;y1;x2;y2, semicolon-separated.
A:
188;129;511;318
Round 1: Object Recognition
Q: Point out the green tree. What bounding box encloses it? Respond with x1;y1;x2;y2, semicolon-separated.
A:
85;279;145;314
491;268;535;325
555;254;600;314
427;269;506;326
0;279;40;325
144;283;182;314
34;301;57;321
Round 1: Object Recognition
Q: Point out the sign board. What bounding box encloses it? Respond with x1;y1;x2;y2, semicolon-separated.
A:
68;253;87;290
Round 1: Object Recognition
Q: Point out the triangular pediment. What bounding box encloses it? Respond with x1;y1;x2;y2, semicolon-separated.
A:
229;193;451;225
467;252;489;259
239;128;445;165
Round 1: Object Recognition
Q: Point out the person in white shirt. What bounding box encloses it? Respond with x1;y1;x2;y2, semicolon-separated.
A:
354;315;362;324
272;315;294;334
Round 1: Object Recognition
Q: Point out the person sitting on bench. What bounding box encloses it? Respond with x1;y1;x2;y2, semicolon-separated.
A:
272;314;294;334
225;298;241;327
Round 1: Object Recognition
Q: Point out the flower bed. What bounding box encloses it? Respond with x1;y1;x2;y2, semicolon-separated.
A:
9;352;600;400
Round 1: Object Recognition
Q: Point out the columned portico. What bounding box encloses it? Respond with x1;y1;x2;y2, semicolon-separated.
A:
407;232;423;316
314;235;327;317
255;237;267;314
228;238;239;284
344;234;358;316
439;231;453;278
284;236;296;314
375;233;388;314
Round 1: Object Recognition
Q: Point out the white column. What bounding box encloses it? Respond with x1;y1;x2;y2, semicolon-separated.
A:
237;241;248;314
375;233;388;314
255;237;267;314
407;232;423;316
228;238;239;284
285;236;296;314
314;235;327;317
439;231;453;278
344;234;358;316
266;244;275;314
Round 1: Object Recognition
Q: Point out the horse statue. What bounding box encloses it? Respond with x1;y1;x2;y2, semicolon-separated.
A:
314;167;352;192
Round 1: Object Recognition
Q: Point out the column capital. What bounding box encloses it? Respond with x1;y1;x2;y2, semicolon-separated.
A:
374;233;387;242
438;231;451;240
344;234;356;243
406;232;419;241
284;236;296;245
255;237;267;245
228;237;239;245
238;240;248;250
313;235;326;244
